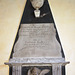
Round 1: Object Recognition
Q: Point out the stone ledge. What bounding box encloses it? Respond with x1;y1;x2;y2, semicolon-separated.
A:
4;57;69;66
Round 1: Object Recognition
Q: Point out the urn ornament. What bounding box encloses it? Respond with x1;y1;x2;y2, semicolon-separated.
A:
30;0;45;17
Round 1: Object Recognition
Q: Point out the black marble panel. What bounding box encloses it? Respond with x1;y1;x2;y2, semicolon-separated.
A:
21;0;54;23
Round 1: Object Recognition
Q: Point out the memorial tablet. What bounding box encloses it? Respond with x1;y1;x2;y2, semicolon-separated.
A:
13;23;62;58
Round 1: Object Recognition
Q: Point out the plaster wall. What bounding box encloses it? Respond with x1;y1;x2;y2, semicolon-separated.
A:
0;0;75;75
0;0;26;75
48;0;75;75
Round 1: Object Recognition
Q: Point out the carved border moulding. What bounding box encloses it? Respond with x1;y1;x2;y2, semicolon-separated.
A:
12;66;22;75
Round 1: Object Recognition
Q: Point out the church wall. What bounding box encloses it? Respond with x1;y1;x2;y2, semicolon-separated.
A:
0;0;75;75
48;0;75;75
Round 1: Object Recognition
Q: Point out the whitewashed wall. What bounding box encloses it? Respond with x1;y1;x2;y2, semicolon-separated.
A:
0;0;26;75
48;0;75;75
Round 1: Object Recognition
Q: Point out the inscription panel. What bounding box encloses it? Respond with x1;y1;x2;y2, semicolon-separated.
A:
13;23;62;57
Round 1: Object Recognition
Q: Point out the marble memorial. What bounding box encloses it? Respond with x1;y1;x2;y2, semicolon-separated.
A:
4;0;69;75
